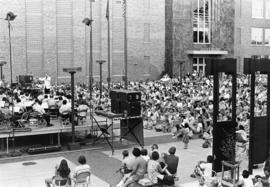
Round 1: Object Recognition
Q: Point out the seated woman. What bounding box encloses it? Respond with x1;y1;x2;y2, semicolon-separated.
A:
148;151;174;186
45;159;71;187
190;155;214;182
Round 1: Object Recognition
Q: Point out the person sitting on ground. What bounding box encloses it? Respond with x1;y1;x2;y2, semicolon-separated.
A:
73;155;91;178
45;159;71;187
141;148;150;163
236;125;248;143
254;175;263;187
236;170;254;187
147;151;174;186
190;155;214;179
163;146;179;177
263;156;270;179
122;148;147;187
116;150;134;187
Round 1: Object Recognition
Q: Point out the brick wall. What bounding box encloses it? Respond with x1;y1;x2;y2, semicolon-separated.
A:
0;0;165;84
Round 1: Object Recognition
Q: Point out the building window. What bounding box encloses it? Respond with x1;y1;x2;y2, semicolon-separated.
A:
144;0;150;9
252;0;264;18
144;56;150;77
193;57;206;75
266;1;270;19
144;23;150;42
193;0;211;44
251;28;263;45
265;29;270;46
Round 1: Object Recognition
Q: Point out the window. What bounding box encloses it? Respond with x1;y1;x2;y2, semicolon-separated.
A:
193;57;206;75
252;0;264;18
236;28;241;45
144;23;150;42
265;29;270;46
193;0;211;44
144;0;150;9
144;56;150;77
266;1;270;18
251;28;263;45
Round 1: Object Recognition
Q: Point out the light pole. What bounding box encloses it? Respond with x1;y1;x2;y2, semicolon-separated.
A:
123;0;128;89
82;17;93;100
96;60;106;101
5;11;20;156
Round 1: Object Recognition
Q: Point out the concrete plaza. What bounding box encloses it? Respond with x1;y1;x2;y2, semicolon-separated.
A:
0;129;265;187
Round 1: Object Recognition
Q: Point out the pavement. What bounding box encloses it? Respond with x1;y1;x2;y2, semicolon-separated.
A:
0;128;265;187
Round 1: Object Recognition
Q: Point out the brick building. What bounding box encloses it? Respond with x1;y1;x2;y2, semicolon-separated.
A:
234;0;270;72
165;0;235;76
0;0;165;83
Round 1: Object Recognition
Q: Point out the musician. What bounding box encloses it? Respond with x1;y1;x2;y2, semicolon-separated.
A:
39;73;51;94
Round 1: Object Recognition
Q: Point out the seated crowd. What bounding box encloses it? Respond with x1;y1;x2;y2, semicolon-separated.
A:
117;145;179;187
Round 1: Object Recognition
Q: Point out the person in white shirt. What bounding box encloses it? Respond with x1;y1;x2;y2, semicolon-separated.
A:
237;170;254;187
73;155;91;178
33;100;51;126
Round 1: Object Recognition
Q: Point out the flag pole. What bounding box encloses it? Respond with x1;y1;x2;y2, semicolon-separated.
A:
106;0;111;90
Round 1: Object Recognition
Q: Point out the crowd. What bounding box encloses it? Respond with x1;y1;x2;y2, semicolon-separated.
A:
116;145;179;187
0;71;267;142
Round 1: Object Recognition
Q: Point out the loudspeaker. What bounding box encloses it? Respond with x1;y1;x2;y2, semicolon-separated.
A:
118;90;141;102
120;101;141;116
111;99;121;114
18;75;33;86
120;117;144;146
109;90;120;100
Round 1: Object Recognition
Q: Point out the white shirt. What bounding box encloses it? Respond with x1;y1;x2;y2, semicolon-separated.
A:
73;164;91;177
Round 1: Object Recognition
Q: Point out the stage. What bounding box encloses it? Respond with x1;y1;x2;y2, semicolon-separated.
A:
0;115;113;154
0;156;110;187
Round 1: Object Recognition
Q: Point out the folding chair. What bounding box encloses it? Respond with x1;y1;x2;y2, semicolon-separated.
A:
73;171;91;187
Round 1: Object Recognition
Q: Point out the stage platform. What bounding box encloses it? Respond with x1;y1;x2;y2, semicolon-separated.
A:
0;115;118;154
0;156;110;187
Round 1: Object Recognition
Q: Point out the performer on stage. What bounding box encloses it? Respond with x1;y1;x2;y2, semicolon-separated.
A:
39;73;51;94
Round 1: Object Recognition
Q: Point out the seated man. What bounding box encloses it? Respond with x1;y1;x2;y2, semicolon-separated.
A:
163;146;179;177
33;100;51;126
59;100;71;121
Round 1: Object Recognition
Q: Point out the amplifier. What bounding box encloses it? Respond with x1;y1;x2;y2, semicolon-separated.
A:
118;90;141;102
28;145;61;154
110;89;141;102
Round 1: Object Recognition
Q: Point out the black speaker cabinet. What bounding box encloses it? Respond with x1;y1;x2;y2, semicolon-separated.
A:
121;101;141;116
118;90;141;102
18;75;33;85
120;117;144;146
109;90;120;100
111;99;121;114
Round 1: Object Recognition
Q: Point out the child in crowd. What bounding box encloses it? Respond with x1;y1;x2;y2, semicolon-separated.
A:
182;123;190;149
254;175;263;187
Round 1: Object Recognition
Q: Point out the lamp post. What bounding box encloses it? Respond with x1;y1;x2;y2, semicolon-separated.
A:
123;0;128;89
5;11;20;156
63;67;82;150
96;60;106;101
82;17;93;100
